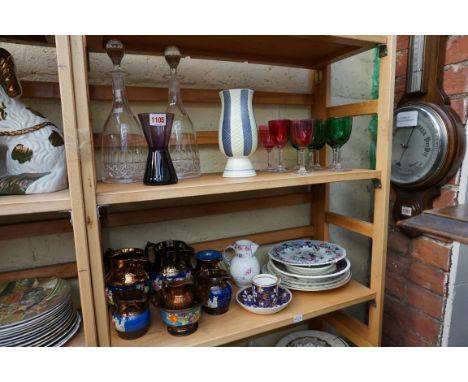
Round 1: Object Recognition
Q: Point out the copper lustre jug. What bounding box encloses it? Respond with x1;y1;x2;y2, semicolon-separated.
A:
161;279;196;310
145;240;194;296
104;248;150;305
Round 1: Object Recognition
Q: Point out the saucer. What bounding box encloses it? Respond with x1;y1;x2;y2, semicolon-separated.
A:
236;286;292;315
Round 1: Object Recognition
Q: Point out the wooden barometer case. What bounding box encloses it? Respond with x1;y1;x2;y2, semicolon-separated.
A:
391;36;465;236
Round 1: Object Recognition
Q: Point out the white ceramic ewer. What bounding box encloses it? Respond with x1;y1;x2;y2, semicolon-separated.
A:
218;89;258;177
222;240;261;287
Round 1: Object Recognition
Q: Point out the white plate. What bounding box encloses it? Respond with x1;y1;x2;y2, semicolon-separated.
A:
236;286;292;315
268;239;346;266
279;271;351;292
269;258;351;280
276;330;349;347
285;263;336;276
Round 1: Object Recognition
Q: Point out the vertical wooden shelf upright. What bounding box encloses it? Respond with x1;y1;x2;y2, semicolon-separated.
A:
63;35;395;347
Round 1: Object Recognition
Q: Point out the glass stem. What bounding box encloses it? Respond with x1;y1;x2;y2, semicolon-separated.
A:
267;149;272;169
313;149;320;167
332;147;339;168
278;148;284;169
299;149;306;172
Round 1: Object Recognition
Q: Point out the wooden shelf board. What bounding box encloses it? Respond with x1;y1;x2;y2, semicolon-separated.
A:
97;170;380;206
85;35;384;69
0;189;70;216
111;280;375;347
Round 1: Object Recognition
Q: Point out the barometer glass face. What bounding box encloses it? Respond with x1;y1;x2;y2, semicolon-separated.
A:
391;105;448;187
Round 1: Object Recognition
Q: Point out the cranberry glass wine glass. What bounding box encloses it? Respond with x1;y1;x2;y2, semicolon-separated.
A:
326;116;353;172
290;119;313;175
268;119;290;173
258;124;275;172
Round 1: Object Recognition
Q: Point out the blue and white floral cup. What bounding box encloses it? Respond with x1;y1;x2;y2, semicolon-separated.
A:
252;274;280;308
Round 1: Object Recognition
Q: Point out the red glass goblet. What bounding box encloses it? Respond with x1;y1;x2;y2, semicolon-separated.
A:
258;124;276;172
290;119;313;175
268;119;290;173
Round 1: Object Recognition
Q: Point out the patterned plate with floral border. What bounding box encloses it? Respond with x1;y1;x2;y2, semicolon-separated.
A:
276;330;349;347
0;278;71;327
236;286;292;315
268;240;346;266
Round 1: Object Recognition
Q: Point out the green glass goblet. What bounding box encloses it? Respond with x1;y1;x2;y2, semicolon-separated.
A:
326;116;353;172
308;119;326;171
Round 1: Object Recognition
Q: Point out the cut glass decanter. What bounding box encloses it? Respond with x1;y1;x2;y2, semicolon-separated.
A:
101;40;147;183
164;46;201;179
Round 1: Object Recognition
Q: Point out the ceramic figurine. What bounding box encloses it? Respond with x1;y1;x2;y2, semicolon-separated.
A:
104;248;150;305
218;88;258;177
196;269;232;315
223;240;261;287
0;48;67;194
112;289;150;340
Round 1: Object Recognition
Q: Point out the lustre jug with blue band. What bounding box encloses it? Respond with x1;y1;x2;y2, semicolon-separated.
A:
104;248;150;306
218;89;257;178
112;289;150;340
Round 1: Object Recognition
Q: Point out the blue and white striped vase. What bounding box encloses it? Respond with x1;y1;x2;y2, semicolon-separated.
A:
218;89;258;177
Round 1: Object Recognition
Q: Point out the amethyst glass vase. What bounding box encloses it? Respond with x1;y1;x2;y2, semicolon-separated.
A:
137;113;178;185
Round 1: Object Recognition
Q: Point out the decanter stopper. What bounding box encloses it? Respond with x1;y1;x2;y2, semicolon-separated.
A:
164;46;181;71
106;39;125;68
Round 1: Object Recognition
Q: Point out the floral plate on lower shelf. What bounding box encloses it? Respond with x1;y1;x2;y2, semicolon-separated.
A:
236;286;292;315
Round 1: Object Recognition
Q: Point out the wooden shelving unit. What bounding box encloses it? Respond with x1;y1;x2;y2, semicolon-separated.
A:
0;35;396;347
0;189;70;216
96;170;381;206
111;281;375;347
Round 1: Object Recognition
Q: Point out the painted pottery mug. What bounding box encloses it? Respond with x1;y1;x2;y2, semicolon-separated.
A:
252;274;281;308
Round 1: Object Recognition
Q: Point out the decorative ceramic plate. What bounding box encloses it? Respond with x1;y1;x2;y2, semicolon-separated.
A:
31;309;78;347
51;312;81;347
0;303;72;346
268;264;351;287
268;240;346;266
236;286;292;315
284;262;336;276
0;299;69;339
279;271;352;292
268;258;350;280
0;278;71;327
276;330;349;347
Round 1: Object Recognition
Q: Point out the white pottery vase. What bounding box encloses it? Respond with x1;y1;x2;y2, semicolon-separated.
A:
218;89;257;177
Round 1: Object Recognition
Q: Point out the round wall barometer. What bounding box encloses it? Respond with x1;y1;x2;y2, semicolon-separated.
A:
391;36;465;230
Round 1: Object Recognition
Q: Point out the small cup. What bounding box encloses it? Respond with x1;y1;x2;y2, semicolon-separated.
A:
252;274;280;308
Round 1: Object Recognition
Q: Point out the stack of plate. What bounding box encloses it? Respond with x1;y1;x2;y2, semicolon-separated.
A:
0;277;81;347
276;330;349;347
264;239;351;291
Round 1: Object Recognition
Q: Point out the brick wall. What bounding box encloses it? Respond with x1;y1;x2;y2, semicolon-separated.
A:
383;35;468;346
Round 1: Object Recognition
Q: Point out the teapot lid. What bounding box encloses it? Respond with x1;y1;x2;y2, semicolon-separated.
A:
196;250;222;261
